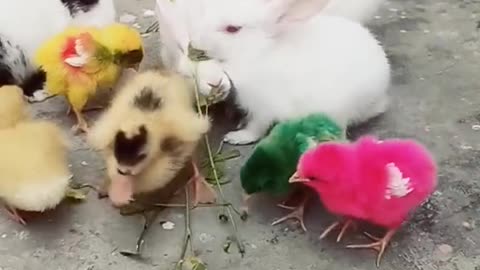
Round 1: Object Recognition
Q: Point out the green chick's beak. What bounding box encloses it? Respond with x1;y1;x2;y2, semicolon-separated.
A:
288;172;310;183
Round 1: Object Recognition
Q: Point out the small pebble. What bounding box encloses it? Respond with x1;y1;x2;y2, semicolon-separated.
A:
132;23;141;29
143;9;155;17
119;13;137;24
389;8;398;12
438;244;453;253
460;144;473;150
198;233;214;243
400;30;407;33
81;161;88;166
1;234;7;238
472;125;480;130
423;29;430;33
68;164;73;168
161;221;175;230
462;221;473;230
435;244;453;261
374;15;382;19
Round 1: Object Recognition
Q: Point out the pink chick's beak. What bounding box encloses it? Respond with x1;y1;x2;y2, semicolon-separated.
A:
288;172;310;183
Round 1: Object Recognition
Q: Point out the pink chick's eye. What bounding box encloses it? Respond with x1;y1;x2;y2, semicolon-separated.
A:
225;25;242;34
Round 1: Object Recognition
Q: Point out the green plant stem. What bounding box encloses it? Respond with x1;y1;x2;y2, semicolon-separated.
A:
191;63;245;256
175;187;193;270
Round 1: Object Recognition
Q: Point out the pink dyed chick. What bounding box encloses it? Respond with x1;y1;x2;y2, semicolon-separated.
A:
290;135;437;267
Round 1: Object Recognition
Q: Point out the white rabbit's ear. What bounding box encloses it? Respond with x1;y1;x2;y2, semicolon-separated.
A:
154;0;191;52
265;0;330;24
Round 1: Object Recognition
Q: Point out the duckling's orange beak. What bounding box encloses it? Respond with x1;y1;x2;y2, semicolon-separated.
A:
288;172;310;183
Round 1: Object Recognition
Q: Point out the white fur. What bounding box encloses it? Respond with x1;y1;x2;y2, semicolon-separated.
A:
6;176;70;212
0;35;33;84
69;0;116;27
0;0;115;101
0;0;116;60
155;0;385;96
156;0;391;145
220;16;390;144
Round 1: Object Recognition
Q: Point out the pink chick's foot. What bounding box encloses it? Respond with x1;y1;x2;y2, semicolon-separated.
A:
4;206;27;225
108;175;134;207
271;196;309;232
319;219;356;242
346;229;397;267
189;162;217;206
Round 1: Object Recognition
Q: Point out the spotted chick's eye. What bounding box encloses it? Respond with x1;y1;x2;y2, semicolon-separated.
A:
224;25;242;34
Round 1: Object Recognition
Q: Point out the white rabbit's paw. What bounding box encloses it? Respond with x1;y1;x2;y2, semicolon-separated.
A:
197;60;231;101
27;89;52;103
202;76;231;103
223;129;261;145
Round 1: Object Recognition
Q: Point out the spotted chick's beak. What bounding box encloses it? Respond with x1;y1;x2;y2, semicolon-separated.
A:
289;172;310;183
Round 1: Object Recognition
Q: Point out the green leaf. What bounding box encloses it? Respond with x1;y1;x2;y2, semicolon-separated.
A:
65;187;88;201
188;43;211;62
181;257;207;270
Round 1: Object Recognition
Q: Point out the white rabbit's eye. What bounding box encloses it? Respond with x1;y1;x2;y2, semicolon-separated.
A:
224;25;242;34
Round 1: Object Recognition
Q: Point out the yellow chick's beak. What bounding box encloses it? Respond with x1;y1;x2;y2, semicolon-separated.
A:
289;172;310;183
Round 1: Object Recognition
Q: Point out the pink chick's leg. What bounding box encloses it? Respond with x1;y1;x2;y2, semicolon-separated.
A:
4;206;26;225
346;229;397;267
189;161;217;206
319;218;356;242
108;174;134;207
271;194;310;232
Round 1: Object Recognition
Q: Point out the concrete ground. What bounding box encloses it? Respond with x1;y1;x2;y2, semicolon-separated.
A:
1;0;480;269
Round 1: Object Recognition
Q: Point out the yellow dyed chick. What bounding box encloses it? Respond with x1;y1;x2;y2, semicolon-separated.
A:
0;88;71;225
88;70;214;207
0;85;30;129
34;23;144;133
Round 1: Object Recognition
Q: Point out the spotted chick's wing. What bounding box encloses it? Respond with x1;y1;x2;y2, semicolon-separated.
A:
240;113;343;196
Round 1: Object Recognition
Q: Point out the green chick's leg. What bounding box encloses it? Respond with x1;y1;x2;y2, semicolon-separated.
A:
319;218;357;242
3;205;26;225
271;193;311;232
239;192;251;221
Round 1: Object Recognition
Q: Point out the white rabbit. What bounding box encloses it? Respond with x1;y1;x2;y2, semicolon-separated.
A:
155;0;231;100
154;0;385;102
0;0;116;102
156;0;391;145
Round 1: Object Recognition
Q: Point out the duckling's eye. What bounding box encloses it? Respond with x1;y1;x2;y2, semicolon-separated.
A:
224;25;242;34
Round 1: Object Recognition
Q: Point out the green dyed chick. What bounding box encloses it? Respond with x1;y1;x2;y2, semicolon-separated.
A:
240;113;344;231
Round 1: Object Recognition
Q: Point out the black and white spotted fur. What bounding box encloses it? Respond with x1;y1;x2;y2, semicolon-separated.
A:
0;0;115;102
